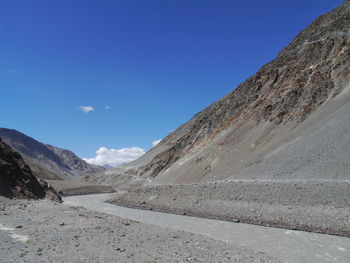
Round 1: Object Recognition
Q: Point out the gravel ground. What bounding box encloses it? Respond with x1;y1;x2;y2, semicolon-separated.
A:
0;196;279;263
46;180;113;196
110;180;350;237
236;97;350;181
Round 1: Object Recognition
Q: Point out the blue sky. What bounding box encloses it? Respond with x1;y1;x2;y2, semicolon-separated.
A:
0;0;343;165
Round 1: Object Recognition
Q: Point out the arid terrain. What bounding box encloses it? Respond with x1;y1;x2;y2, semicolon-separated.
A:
110;180;350;237
0;196;279;263
1;1;350;263
89;1;350;187
85;0;350;238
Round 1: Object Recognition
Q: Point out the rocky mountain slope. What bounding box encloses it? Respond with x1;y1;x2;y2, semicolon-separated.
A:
0;128;104;180
0;139;60;200
88;1;350;188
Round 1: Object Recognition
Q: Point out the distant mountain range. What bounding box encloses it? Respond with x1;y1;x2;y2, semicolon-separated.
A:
88;1;350;187
0;128;105;180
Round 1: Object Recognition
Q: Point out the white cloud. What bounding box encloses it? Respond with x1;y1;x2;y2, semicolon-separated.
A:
152;139;161;147
84;146;145;167
8;68;16;73
105;106;110;110
79;105;94;113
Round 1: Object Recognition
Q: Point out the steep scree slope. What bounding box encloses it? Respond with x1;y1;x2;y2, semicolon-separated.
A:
89;1;350;186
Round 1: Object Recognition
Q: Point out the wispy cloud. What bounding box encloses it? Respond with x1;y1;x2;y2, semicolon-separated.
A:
84;146;145;167
152;139;161;147
105;106;111;110
7;68;16;73
79;105;94;113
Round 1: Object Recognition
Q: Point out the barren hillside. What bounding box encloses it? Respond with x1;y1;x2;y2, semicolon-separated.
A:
89;1;350;187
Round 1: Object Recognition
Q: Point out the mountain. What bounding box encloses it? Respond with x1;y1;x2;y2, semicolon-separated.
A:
0;128;105;180
103;164;114;170
88;1;350;187
0;139;60;200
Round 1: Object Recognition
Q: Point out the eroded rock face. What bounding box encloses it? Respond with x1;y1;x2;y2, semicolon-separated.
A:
141;2;350;177
0;139;61;201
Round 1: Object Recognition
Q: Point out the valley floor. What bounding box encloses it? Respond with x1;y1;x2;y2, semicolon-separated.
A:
46;180;113;196
111;180;350;237
0;196;278;263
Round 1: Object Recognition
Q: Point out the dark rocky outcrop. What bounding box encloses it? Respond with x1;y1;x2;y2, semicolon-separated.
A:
0;139;61;201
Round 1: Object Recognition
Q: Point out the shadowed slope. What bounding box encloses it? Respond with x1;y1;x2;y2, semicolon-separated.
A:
0;128;105;180
0;139;60;200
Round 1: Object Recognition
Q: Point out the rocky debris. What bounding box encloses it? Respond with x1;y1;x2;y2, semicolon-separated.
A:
0;128;105;180
111;180;350;237
0;196;281;263
0;139;61;201
45;179;113;197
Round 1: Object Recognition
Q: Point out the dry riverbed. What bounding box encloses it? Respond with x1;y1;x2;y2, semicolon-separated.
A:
0;196;279;263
